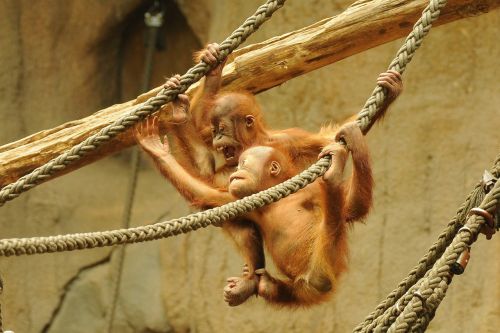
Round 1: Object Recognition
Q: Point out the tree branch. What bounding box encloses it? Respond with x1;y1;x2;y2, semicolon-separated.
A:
1;0;498;187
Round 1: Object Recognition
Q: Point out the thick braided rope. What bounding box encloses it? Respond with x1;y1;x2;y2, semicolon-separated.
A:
409;279;449;332
355;154;500;333
371;169;496;331
373;276;450;333
0;0;286;207
0;0;451;256
369;252;453;332
351;0;458;328
356;0;447;134
0;157;330;256
388;178;500;333
369;174;498;333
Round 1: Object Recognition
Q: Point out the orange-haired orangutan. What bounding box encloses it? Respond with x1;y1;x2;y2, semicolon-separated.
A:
161;43;401;181
136;117;372;306
138;43;401;306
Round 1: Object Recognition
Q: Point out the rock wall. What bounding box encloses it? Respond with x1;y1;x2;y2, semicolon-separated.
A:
0;1;498;332
0;1;199;332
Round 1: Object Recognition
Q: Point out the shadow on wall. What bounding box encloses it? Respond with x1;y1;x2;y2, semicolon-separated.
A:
119;0;203;102
45;1;202;331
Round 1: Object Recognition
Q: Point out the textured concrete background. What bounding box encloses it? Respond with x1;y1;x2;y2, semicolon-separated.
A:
0;1;498;332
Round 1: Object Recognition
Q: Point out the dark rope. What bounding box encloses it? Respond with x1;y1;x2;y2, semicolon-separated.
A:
106;4;163;332
0;275;3;333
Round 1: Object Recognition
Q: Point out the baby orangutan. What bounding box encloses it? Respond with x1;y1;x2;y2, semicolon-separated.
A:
137;43;388;307
225;123;371;306
136;117;372;306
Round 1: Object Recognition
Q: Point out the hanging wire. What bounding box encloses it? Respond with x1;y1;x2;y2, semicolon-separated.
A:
106;2;164;332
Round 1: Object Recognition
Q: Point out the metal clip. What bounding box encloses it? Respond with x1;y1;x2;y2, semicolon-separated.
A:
144;1;164;28
482;170;497;194
413;291;426;307
480;171;499;231
451;246;471;275
469;207;496;240
145;11;164;28
394;299;403;312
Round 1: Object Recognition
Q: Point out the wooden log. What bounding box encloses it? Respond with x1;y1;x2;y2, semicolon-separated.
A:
0;0;498;187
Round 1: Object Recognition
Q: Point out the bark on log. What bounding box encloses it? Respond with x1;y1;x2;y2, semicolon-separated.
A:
1;0;498;187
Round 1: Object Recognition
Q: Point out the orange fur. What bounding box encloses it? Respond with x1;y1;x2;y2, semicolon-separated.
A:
154;79;371;307
226;125;371;306
138;44;402;307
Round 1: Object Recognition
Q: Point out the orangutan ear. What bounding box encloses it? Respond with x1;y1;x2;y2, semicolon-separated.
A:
270;161;281;177
245;115;255;128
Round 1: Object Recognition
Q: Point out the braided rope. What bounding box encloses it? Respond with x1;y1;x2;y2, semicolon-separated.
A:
354;157;500;332
0;0;451;256
369;250;453;332
410;279;449;332
0;158;330;256
0;0;495;332
0;0;286;207
356;0;447;134
360;158;499;332
356;154;500;332
388;178;500;332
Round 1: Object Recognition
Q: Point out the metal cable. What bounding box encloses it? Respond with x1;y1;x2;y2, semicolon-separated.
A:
106;4;163;332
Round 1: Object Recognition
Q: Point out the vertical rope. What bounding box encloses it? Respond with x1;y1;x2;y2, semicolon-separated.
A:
106;3;162;332
105;151;141;333
0;275;3;333
0;0;287;207
0;275;13;333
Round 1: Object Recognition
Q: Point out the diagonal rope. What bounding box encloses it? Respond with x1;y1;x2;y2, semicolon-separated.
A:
353;155;500;333
387;177;500;332
0;0;451;256
0;0;287;207
106;5;163;332
356;0;448;134
356;162;499;333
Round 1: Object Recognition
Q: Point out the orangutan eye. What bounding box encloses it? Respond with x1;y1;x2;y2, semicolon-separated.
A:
236;159;246;170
